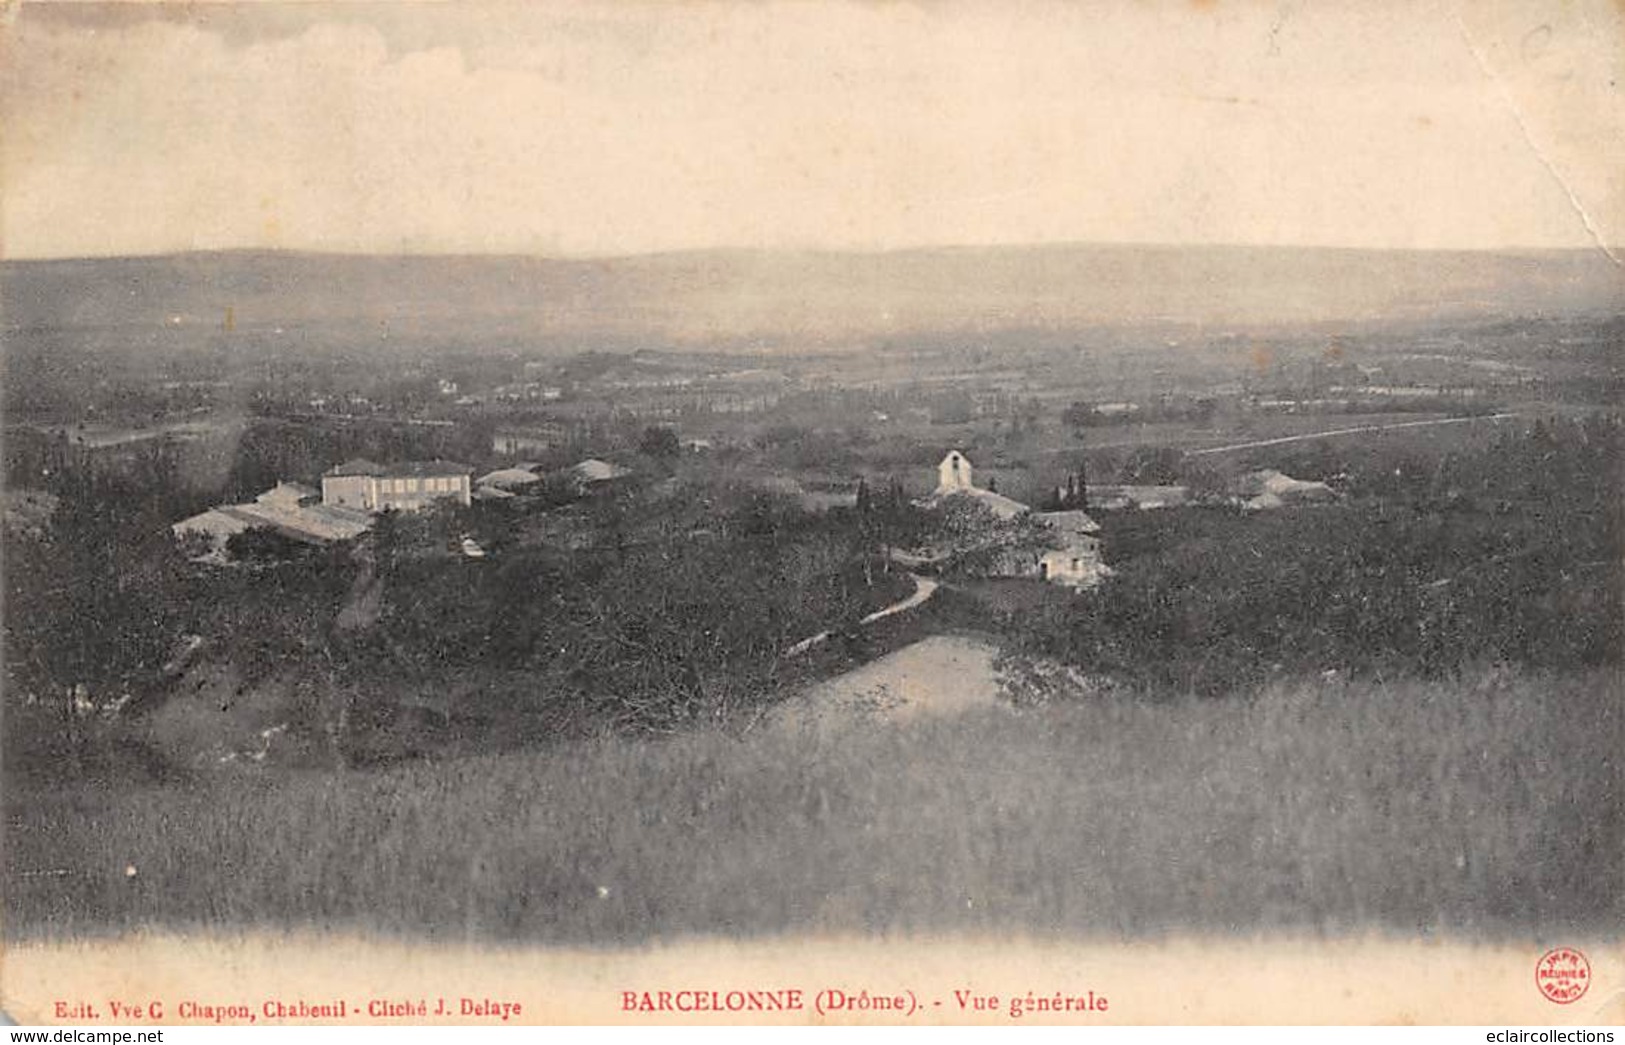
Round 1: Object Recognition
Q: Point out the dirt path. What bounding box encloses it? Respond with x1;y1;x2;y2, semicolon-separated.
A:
1188;412;1519;456
784;572;938;658
334;550;382;633
859;574;938;624
792;633;1004;720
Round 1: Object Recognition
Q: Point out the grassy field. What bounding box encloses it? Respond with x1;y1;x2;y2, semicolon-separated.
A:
7;667;1617;943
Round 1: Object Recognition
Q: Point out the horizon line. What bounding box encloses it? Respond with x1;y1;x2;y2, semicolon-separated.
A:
5;239;1622;266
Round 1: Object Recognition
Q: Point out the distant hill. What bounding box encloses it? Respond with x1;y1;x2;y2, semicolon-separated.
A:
4;244;1620;349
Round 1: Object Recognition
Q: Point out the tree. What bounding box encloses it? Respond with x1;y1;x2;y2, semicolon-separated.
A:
639;425;680;460
1118;446;1184;486
9;477;189;715
371;508;403;576
1062;401;1095;432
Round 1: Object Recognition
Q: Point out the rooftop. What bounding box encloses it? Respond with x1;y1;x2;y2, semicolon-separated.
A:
934;485;1030;520
326;458;473;479
1033;509;1101;534
477;467;544;488
570;458;633;483
176;497;374;546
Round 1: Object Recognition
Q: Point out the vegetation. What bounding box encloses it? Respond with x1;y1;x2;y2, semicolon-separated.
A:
1001;417;1622;697
7;668;1614;941
2;468;194;713
3;475;918;780
225;526;314;563
344;489;913;745
3;302;1619;949
637;425;681;461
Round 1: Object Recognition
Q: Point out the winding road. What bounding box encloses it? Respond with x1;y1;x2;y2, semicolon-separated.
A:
784;572;939;658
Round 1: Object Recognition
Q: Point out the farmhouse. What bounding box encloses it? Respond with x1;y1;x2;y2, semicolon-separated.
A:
321;459;473;512
927;450;1109;588
1031;509;1108;587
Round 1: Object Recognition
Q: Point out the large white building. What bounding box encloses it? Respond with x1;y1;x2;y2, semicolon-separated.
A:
321;459;472;513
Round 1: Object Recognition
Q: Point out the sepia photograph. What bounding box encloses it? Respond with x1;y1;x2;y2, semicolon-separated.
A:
1;0;1621;1027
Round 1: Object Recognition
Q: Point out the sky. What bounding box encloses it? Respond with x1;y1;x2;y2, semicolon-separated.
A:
2;0;1621;260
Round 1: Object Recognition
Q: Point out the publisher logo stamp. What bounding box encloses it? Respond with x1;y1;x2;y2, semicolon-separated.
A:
1535;948;1591;1005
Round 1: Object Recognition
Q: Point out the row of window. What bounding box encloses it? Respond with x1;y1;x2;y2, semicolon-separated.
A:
376;476;464;495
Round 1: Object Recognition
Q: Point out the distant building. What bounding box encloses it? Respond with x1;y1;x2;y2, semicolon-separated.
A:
930;451;1028;520
256;481;320;510
926;451;1108;587
321;459;473;512
492;426;566;456
567;458;633;486
1032;510;1108;588
172;485;373;561
1235;470;1336;511
938;450;975;493
476;466;544;492
1086;484;1191;511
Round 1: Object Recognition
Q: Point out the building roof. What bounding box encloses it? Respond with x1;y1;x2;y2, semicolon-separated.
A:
1033;509;1101;535
1086;484;1190;511
570;458;633;483
256;481;319;504
1235;470;1334;499
174;500;373;545
934;485;1030;520
325;458;387;477
172;507;257;538
477;467;544;489
326;458;472;479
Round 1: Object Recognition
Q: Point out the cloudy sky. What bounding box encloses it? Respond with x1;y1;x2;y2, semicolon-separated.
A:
2;0;1620;259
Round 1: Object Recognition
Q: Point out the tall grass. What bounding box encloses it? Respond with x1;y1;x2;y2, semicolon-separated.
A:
6;669;1618;942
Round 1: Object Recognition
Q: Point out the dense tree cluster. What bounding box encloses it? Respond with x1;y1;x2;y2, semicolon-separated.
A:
1006;416;1622;696
4;469;192;709
5;468;924;772
225;418;494;499
346;487;911;744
